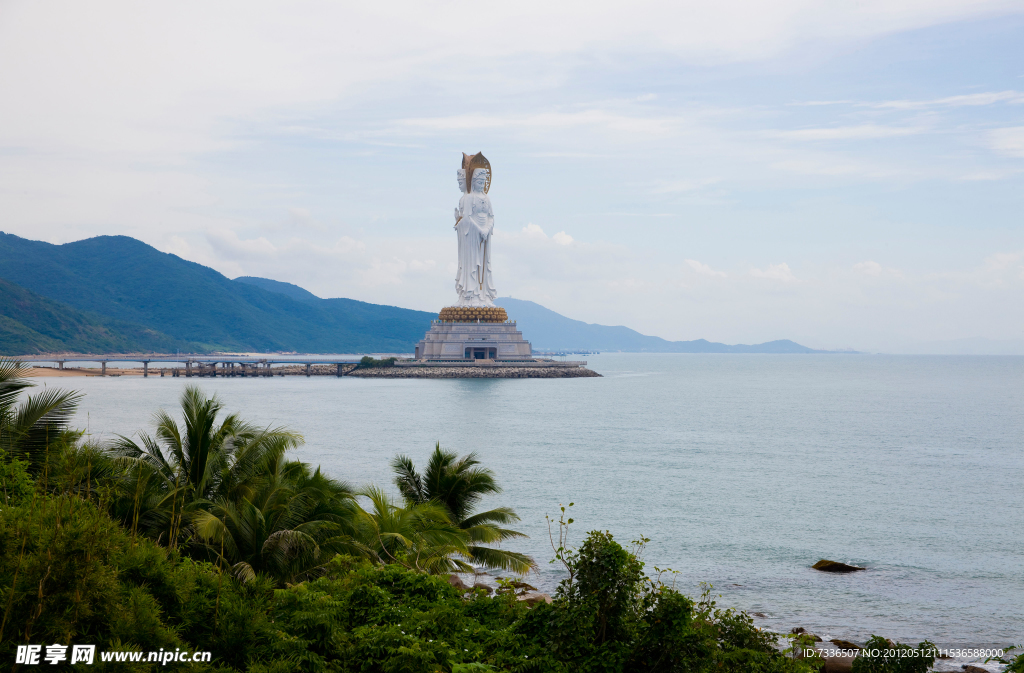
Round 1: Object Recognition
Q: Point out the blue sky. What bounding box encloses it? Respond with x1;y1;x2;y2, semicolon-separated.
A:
1;1;1022;351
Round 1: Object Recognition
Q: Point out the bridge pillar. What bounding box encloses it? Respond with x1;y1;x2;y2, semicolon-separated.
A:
101;361;106;376
186;362;192;377
305;363;311;377
336;363;343;377
58;361;64;370
143;362;149;378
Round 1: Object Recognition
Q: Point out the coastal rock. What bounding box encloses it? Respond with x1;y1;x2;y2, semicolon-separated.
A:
472;583;494;595
961;666;989;673
830;639;861;651
517;591;552;606
823;655;856;673
448;574;469;592
790;628;822;642
812;559;865;573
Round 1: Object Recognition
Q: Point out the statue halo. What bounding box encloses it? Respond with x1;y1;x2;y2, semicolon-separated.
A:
461;152;491;194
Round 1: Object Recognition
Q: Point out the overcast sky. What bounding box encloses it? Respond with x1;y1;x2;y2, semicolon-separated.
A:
1;1;1022;351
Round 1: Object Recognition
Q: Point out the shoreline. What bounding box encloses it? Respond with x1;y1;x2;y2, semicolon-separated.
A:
25;364;603;379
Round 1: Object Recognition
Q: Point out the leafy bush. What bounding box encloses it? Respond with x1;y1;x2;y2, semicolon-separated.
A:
0;452;33;505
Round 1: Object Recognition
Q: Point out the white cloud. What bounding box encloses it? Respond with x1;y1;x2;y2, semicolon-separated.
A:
685;259;727;278
870;90;1024;109
853;260;883;276
408;259;437;272
772;125;926;141
982;250;1023;271
989;127;1024;157
518;224;573;246
651;178;721;194
852;261;903;279
394;111;677;137
750;263;799;283
522;223;548;240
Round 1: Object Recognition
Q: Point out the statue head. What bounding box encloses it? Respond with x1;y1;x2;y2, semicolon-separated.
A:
461;152;491;193
471;169;489;194
456;169;467;193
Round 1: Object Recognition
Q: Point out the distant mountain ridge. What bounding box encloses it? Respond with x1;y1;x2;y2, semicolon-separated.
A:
0;232;434;353
234;276;321;305
495;298;823;353
0;232;825;355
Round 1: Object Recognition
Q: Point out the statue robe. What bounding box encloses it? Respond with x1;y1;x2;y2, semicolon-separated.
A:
454;191;496;306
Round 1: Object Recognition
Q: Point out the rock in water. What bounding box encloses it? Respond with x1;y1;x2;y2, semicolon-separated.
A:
812;559;865;573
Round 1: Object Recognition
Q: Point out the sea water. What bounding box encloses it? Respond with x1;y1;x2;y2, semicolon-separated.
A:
42;354;1024;651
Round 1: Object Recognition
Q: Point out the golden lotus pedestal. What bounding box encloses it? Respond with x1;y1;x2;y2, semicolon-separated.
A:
414;306;532;361
437;306;508;323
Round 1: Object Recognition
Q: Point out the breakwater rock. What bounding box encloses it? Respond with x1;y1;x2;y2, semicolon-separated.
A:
348;366;601;379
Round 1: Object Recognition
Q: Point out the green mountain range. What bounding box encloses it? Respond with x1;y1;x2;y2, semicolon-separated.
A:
0;232;434;354
0;232;823;355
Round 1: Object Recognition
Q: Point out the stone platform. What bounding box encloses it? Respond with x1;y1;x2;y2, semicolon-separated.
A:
407;306;600;377
415;315;533;361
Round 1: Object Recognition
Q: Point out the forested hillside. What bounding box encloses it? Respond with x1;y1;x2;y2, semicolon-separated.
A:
0;278;189;353
0;233;434;353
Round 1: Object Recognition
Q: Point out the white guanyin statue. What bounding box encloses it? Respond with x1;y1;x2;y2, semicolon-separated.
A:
453;156;496;307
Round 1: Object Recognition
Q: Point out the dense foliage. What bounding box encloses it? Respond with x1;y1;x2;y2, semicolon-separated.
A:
0;232;434;353
0;481;817;672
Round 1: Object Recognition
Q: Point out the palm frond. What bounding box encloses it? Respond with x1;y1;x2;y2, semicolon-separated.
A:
6;387;81;470
459;506;522;529
465;546;537;574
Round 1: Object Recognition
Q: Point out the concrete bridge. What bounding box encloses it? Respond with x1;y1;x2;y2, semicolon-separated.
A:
16;355;364;378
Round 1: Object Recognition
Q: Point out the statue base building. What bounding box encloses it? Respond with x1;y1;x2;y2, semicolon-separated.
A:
414;306;533;361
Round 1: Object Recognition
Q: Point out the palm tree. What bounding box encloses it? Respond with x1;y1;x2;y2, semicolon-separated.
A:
192;460;357;584
0;358;80;474
348;485;473;574
392;444;535;574
110;385;303;548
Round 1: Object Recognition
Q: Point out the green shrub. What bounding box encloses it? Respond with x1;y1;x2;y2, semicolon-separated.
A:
358;356;397;368
0;452;33;506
